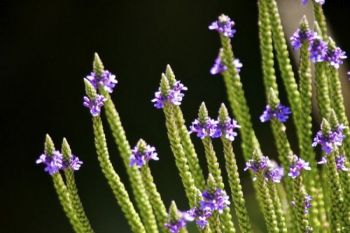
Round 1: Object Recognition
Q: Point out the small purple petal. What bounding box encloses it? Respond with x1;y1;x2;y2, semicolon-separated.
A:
36;150;63;175
86;70;118;93
260;104;291;123
209;14;236;38
83;94;107;117
130;144;159;168
288;155;311;179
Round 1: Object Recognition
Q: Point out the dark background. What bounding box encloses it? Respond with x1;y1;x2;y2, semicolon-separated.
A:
2;0;350;232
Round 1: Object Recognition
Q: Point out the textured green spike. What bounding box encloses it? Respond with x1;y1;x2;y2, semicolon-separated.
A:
140;163;168;233
267;183;287;233
313;1;328;39
267;88;279;108
220;120;252;233
165;64;176;87
44;134;55;155
206;174;216;192
61;138;94;233
321;119;331;134
160;73;171;96
164;66;205;190
44;136;83;233
84;79;97;99
264;0;302;146
167;201;189;233
90;113;146;233
136;139;147;153
198;102;209;123
258;0;278;97
329;110;339;128
298;16;326;231
93;52;104;76
162;101;197;206
292;176;312;233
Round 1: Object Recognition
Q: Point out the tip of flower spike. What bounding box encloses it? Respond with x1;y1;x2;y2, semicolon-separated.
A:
320;118;331;134
168;201;181;218
218;103;229;123
130;140;158;168
206;174;217;191
160;73;171;96
198;102;209;123
209;14;236;38
44;134;55;155
93;52;104;76
328;109;339;127
299;15;309;31
165;65;176;86
84;79;98;99
61;137;72;159
267;88;279;108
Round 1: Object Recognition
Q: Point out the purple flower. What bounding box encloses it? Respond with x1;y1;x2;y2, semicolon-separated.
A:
290;29;316;50
312;124;345;154
301;0;325;5
288;155;311;179
210;54;242;75
209;14;236;38
36;150;63;175
83;95;107;117
186;207;212;229
213;118;240;141
130;144;159;168
309;37;328;63
347;71;350;81
304;195;312;214
189;118;218;139
317;156;328;165
86;70;118;93
200;189;230;213
63;155;83;171
265;161;284;183
260;104;291;123
244;156;269;173
325;47;347;69
336;155;349;171
152;81;187;109
164;211;190;233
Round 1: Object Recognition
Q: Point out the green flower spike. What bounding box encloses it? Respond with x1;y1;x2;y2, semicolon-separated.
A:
165;65;206;190
85;80;146;233
292;175;312;233
219;104;252;233
264;0;303;145
166;201;189;233
160;75;197;207
326;39;350;160
45;135;83;233
93;54;158;233
206;174;226;233
299;17;326;231
197;103;236;233
219;29;258;161
313;22;331;119
313;0;328;39
321;117;347;232
136;139;168;233
253;149;279;233
61;138;94;233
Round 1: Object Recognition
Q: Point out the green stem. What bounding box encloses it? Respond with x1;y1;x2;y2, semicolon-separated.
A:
101;90;158;233
221;138;252;233
52;174;83;233
140;166;168;233
268;183;287;233
92;116;146;233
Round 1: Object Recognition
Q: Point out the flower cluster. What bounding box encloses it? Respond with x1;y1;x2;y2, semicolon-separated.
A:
260;104;291;123
288;155;311;179
36;151;83;175
210;53;242;75
312;124;345;154
290;28;316;50
83;95;107;117
304;195;312;214
152;81;187;109
165;189;230;231
245;156;284;183
190;189;230;229
190;117;240;141
83;70;118;117
130;143;159;168
318;155;349;171
301;0;325;5
86;70;118;93
164;211;193;233
325;47;347;69
209;14;236;38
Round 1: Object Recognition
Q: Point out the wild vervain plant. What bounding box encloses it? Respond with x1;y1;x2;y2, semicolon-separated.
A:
36;0;350;232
